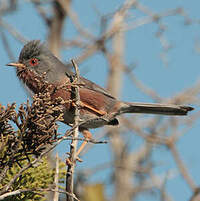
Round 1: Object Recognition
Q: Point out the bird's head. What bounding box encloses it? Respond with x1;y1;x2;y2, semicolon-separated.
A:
7;40;67;82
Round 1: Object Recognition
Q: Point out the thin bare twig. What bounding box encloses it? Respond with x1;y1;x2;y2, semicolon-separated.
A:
47;0;69;57
169;143;196;191
66;59;81;201
57;0;94;40
0;19;28;43
0;187;80;201
53;152;59;201
0;31;15;61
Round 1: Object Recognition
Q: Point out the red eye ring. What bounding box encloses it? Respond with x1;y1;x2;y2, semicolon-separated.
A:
29;58;38;66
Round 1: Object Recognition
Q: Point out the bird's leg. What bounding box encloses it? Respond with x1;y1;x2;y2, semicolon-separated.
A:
75;129;92;158
66;129;92;165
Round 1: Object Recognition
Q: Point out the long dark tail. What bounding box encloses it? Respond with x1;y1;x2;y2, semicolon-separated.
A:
118;102;193;116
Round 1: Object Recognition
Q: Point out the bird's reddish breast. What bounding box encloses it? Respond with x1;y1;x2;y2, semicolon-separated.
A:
17;69;44;94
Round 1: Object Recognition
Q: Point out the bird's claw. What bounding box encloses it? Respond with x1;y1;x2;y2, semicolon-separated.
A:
66;155;83;166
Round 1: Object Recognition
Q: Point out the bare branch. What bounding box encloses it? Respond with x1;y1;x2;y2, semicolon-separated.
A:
47;0;69;57
53;152;59;201
66;59;81;201
0;19;28;43
0;188;80;201
169;143;196;191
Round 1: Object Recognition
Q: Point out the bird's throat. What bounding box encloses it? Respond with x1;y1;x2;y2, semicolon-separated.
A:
17;68;48;95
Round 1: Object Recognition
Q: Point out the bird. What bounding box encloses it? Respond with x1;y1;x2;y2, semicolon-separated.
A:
7;40;193;157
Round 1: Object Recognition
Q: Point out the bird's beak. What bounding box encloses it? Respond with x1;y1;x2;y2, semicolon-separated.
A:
6;62;25;68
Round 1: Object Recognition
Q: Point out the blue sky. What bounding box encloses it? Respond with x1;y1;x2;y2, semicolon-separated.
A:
1;0;200;200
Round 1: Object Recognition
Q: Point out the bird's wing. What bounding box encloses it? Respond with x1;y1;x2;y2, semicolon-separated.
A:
80;76;116;99
64;69;115;99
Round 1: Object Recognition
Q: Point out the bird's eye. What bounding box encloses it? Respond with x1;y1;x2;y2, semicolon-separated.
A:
29;58;39;66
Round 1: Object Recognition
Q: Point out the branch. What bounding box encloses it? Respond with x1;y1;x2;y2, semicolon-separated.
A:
66;59;81;201
57;0;94;40
47;0;69;57
0;19;28;43
0;188;80;201
169;143;196;191
53;152;59;201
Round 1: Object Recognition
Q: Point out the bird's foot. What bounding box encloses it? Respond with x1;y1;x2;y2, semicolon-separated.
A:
66;154;83;166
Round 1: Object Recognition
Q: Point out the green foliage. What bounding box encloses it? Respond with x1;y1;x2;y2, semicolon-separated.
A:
1;156;54;201
0;156;66;201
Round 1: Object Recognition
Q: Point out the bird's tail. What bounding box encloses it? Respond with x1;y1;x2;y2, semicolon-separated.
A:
117;102;193;116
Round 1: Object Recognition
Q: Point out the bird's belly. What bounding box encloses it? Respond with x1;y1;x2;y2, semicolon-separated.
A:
79;116;109;129
63;110;110;129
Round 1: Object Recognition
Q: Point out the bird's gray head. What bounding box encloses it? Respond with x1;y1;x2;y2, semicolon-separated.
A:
19;40;46;63
8;40;68;82
19;40;56;73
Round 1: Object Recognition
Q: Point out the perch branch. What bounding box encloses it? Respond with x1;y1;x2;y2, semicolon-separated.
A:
66;59;81;201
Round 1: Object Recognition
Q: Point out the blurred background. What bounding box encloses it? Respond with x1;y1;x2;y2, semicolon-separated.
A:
1;0;200;201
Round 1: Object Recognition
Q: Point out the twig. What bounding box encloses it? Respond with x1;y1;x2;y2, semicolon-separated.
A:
57;0;94;40
53;152;59;201
47;0;68;57
122;64;162;101
0;31;15;61
0;19;27;43
189;188;200;201
31;0;50;25
169;143;196;191
0;188;80;201
66;59;81;201
0;0;17;15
